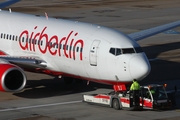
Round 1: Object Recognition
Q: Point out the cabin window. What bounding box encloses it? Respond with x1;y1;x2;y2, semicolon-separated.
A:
70;46;72;51
16;36;18;41
26;38;28;43
41;41;43;46
37;40;40;45
49;42;52;47
9;35;11;40
0;33;3;38
32;39;35;44
76;47;79;52
12;35;14;40
59;44;62;49
22;37;25;42
4;34;6;39
6;34;9;39
53;43;55;48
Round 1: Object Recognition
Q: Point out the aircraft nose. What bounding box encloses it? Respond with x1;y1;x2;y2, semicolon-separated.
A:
129;55;151;80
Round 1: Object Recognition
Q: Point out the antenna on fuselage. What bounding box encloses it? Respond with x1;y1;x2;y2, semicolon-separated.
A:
45;12;48;20
9;8;11;13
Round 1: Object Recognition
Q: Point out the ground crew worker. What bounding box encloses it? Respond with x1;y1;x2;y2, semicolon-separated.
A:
130;79;140;91
150;89;155;94
147;88;155;99
150;88;155;98
130;79;140;106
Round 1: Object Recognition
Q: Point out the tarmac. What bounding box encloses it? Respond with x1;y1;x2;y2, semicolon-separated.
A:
1;0;180;120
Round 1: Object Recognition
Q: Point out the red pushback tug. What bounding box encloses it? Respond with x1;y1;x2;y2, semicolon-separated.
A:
83;84;172;110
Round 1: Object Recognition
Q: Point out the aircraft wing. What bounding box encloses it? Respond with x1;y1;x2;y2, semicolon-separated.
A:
0;0;20;9
0;55;47;70
128;20;180;41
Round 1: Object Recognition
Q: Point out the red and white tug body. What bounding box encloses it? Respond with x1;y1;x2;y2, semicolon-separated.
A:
83;84;171;110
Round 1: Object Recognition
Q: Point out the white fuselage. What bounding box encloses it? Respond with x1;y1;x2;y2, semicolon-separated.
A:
0;11;150;85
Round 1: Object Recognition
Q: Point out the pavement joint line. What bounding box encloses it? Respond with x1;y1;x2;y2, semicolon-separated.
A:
0;100;82;112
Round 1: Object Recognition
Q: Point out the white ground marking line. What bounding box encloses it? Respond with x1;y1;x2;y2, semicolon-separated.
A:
0;100;82;112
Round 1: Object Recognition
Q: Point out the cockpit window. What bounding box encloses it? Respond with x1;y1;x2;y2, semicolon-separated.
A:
109;48;121;56
109;47;142;56
116;48;121;56
109;48;115;55
122;48;135;54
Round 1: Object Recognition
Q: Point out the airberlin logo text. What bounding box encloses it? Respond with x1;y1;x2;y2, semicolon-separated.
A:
19;26;84;60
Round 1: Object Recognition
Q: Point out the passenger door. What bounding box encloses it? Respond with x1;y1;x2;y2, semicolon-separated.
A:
89;40;101;66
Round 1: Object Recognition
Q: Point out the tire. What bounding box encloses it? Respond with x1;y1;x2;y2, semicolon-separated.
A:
113;99;120;110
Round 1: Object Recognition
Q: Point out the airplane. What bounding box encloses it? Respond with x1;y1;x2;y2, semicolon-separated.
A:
0;0;180;92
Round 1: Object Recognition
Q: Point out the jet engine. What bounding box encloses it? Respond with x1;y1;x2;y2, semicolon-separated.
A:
0;63;26;92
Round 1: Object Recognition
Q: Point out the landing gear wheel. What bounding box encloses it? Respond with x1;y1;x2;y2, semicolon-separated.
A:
113;99;120;110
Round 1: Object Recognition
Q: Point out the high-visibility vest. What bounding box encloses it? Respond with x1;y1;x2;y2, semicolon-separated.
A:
130;81;140;90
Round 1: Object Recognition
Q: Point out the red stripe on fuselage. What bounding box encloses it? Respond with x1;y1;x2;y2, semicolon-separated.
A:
0;51;7;55
31;68;131;85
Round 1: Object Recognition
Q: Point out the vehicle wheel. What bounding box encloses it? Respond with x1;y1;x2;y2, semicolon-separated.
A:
113;99;120;110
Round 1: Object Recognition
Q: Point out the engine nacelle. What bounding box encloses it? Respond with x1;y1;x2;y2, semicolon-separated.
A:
0;64;26;92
